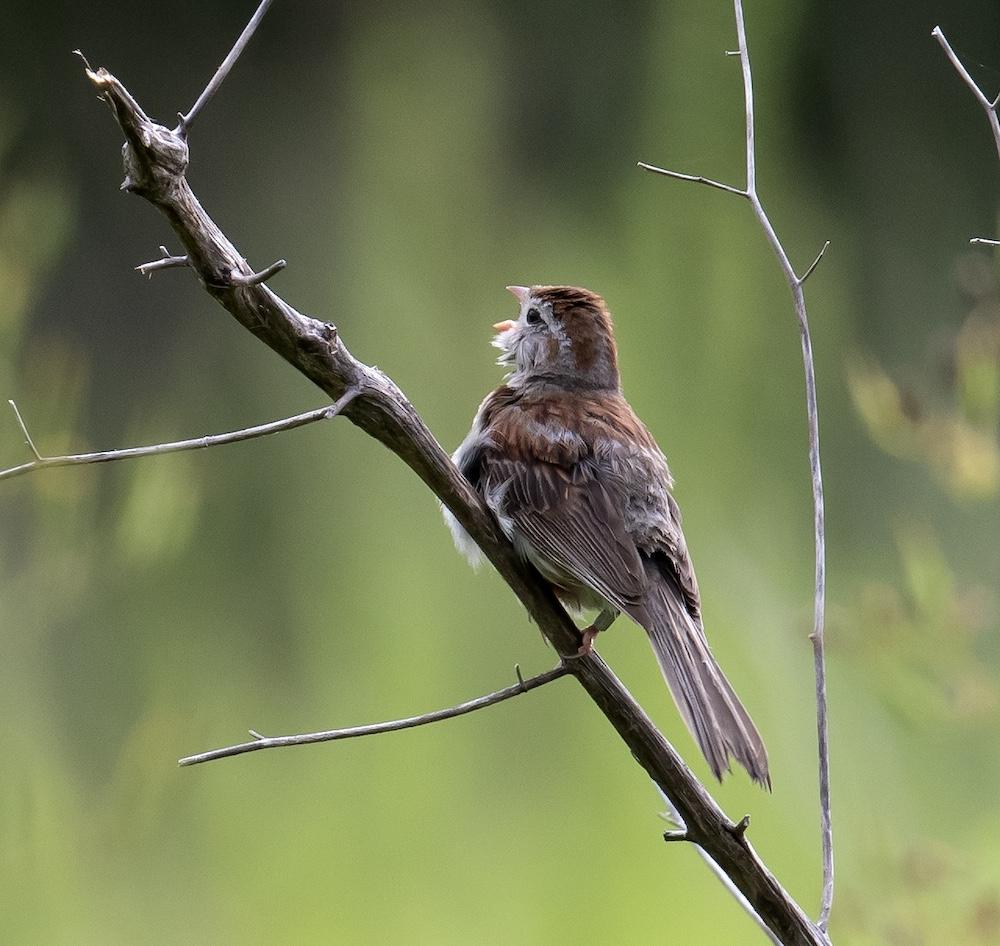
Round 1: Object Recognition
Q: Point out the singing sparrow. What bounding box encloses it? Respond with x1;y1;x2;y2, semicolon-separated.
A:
444;285;769;786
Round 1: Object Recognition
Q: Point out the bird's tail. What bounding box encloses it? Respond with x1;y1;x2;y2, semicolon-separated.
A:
641;571;770;788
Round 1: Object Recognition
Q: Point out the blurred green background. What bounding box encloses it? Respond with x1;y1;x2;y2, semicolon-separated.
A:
3;1;999;943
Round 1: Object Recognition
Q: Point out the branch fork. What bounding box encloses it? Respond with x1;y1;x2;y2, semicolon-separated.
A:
932;27;1000;246
932;27;1000;161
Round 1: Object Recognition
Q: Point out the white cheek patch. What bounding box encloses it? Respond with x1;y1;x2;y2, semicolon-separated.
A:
492;327;520;366
550;318;571;354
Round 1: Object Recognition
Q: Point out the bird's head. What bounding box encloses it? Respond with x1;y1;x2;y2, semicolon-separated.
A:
492;285;620;391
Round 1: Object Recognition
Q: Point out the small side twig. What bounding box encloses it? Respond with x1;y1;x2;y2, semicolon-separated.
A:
9;400;42;460
179;664;570;766
174;0;276;136
641;0;833;934
223;258;287;288
800;241;831;286
136;245;191;277
728;814;751;840
0;388;359;483
635;163;747;198
932;26;1000;162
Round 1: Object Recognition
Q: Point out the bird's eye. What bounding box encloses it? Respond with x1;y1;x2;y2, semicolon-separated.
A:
525;307;543;326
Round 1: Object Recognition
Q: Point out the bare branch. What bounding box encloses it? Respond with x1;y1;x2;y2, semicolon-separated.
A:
932;26;1000;161
0;390;358;483
637;162;748;198
970;237;1000;247
643;0;833;933
179;664;570;767
72;10;831;942
175;0;276;137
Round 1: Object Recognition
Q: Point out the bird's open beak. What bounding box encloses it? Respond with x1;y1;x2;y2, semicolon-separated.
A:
496;285;529;331
495;286;529;331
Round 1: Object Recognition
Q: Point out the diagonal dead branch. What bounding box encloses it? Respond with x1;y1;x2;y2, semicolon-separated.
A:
179;664;570;766
657;786;782;946
1;390;358;482
640;0;833;936
69;7;830;943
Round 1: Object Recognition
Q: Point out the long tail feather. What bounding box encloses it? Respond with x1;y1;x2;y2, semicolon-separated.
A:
638;570;770;788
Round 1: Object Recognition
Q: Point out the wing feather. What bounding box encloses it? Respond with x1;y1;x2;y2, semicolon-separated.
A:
482;455;647;610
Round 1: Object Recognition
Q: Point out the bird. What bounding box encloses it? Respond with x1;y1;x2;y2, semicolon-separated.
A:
443;284;770;787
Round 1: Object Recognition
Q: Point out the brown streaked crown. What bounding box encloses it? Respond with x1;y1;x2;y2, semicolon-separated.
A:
532;285;619;388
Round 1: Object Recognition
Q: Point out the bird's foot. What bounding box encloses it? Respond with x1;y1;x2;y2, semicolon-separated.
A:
576;625;600;657
562;609;616;660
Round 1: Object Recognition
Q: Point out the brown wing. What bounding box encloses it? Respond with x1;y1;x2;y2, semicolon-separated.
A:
655;490;702;623
480;450;646;611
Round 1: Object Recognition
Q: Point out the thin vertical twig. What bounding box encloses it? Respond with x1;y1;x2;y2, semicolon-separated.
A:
732;2;833;929
640;0;834;934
